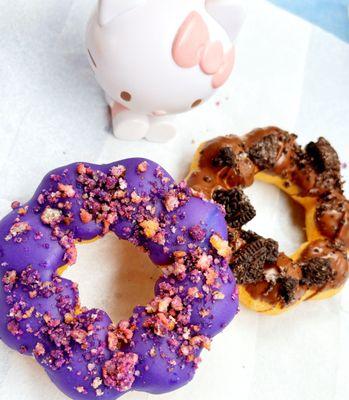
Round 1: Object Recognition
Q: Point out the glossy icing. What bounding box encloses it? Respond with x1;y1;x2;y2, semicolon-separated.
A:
0;158;238;399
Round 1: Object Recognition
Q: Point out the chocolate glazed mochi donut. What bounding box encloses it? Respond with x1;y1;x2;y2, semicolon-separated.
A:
187;127;349;315
0;158;238;399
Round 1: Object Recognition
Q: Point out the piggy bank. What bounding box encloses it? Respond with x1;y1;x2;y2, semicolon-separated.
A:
86;0;245;142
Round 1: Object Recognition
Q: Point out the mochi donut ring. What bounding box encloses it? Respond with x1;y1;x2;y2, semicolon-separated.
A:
187;127;349;315
0;158;238;399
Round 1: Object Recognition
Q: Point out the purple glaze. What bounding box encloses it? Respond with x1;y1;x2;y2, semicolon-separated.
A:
0;158;238;399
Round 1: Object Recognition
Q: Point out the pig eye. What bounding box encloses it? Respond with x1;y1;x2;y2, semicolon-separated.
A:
87;49;97;68
191;99;202;108
120;91;132;102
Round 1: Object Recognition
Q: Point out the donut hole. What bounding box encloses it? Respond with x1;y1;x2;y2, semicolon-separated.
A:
244;180;306;254
63;234;161;322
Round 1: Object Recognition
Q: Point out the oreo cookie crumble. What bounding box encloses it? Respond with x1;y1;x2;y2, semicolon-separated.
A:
213;188;256;228
211;147;236;168
300;258;333;286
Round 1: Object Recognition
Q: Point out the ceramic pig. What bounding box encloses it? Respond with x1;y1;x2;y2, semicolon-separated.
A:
86;0;245;142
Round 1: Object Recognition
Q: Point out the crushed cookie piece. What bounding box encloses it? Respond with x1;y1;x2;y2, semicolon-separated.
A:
102;352;138;392
11;201;21;209
211;147;236;168
76;163;86;175
33;342;46;357
92;377;103;390
205;268;218;286
137;161;148;173
76;386;86;394
80;209;93;224
189;225;206;242
187;287;200;298
231;239;269;284
315;193;346;238
300;257;333;286
213;188;256;228
5;221;32;241
7;320;21;336
163;193;180;212
199;308;211;318
306;137;340;173
149;347;157;357
2;270;17;290
196;253;212;271
110;165;126;178
278;276;299;304
190;335;211;350
232;234;279;284
57;183;76;198
210;234;231;258
248;133;281;169
264;238;279;264
41;207;62;225
212;291;225;300
71;328;88;344
17;206;28;216
158;297;172;313
171;295;183;311
140;219;160;239
87;363;96;372
130;191;142;204
108;321;134;351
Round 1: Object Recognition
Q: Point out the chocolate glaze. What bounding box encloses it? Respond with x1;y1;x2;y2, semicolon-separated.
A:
300;239;348;292
316;192;349;247
188;136;256;198
187;127;349;309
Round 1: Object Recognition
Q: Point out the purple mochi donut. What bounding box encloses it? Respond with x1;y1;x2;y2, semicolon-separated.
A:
0;158;238;399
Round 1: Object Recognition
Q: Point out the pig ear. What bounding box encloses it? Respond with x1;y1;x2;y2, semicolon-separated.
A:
205;0;246;42
98;0;146;26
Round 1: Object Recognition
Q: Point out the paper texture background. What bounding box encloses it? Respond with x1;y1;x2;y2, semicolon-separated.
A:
0;1;348;399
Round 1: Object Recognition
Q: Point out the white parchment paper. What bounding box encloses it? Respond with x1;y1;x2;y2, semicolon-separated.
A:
0;1;348;399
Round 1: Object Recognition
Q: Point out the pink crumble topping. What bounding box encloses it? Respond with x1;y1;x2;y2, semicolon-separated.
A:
204;268;218;286
140;219;160;239
70;328;88;344
130;191;142;204
92;377;103;389
7;320;21;336
41;207;62;225
212;291;225;300
58;183;76;198
5;221;31;241
34;342;46;357
80;209;93;224
107;320;134;351
196;253;212;271
190;335;211;350
2;270;17;287
111;165;126;178
102;352;138;392
137;161;148;173
210;234;231;259
163;193;180;212
17;206;28;216
75;386;86;394
11;201;21;209
189;225;206;242
76;163;87;175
